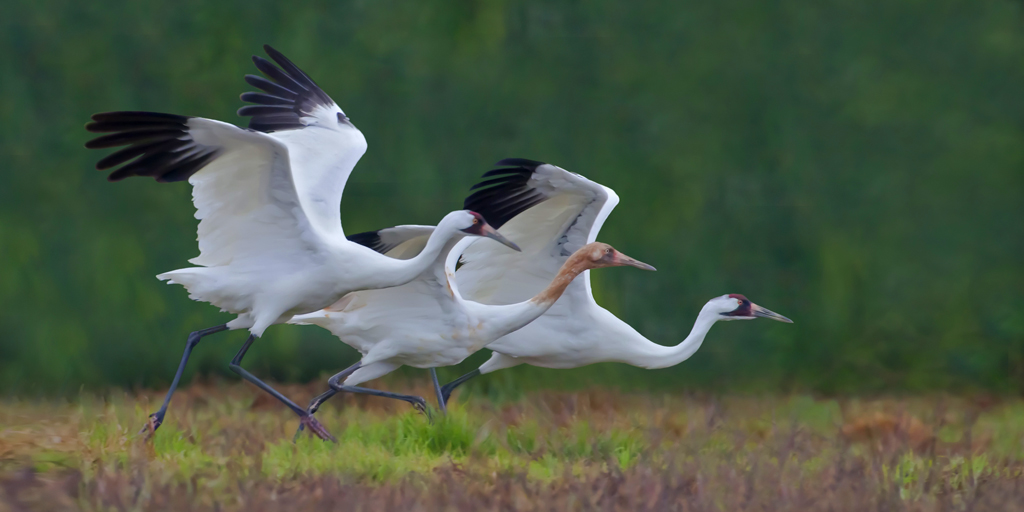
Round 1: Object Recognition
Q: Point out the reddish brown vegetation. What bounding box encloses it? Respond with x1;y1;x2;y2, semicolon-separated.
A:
841;411;935;452
1;386;1023;511
4;454;1024;512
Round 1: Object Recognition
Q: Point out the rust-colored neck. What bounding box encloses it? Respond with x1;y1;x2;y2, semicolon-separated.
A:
531;251;591;305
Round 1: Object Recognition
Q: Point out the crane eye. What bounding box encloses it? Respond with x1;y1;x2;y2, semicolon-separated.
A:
472;217;479;224
605;248;613;254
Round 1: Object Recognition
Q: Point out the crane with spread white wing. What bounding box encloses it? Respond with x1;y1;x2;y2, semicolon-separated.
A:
438;159;792;403
337;159;792;407
289;237;653;430
84;46;518;441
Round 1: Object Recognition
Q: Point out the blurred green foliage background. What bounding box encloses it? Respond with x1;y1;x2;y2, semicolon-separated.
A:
2;0;1022;396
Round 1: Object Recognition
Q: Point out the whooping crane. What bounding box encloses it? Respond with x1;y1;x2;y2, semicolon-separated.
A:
84;46;519;440
437;159;791;403
288;239;654;428
349;158;792;405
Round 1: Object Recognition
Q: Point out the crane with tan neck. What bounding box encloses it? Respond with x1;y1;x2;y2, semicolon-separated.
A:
289;240;654;428
84;46;518;441
351;159;792;407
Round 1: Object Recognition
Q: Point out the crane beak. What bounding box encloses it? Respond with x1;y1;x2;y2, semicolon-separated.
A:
751;303;793;323
481;224;521;252
613;252;657;271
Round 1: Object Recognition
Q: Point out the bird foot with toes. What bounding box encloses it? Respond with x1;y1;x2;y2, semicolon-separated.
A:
138;413;163;440
299;415;336;442
411;398;433;420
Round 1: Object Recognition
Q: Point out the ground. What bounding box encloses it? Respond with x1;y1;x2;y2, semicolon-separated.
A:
1;379;1023;511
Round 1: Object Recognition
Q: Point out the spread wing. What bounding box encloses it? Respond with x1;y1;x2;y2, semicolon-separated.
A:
86;112;323;269
346;225;436;260
238;44;367;238
453;158;618;306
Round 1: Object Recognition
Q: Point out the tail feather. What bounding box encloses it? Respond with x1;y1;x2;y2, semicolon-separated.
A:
158;268;251;317
288;311;333;327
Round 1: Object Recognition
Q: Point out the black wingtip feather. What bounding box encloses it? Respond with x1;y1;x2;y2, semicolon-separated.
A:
156;152;218;183
240;92;293;105
90;111;186;123
463;158;553;229
263;45;333;105
244;74;296;98
494;157;546;169
84;129;183;149
346;230;387;254
239;46;337;133
469;174;521;191
95;138;180;170
480;167;533;179
236;105;294;117
84;111;219;183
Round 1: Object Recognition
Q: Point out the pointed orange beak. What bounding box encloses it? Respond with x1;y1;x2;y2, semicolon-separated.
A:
612;251;656;271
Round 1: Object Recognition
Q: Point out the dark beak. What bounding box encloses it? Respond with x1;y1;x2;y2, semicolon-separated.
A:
480;224;521;252
613;251;657;271
751;303;793;323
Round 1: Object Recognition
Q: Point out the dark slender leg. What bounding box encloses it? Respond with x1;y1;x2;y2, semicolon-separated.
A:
140;324;228;438
439;369;482;406
331;384;429;415
305;362;362;415
327;370;429;415
293;362;361;440
294;362;431;439
309;363;429;415
430;368;447;416
229;334;336;442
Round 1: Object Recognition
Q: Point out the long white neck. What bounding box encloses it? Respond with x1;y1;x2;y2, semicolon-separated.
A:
374;223;460;288
614;305;721;370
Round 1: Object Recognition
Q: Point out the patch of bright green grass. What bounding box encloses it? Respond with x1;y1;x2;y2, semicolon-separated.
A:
260;408;650;481
262;409;501;481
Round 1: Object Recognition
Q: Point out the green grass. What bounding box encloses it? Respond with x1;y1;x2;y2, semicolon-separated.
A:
2;380;1024;510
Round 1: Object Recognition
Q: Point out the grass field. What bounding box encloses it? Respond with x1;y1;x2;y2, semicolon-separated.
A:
2;378;1023;511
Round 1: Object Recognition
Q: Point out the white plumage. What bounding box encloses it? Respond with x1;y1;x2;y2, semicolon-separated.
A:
289;226;653;416
444;159;791;401
87;48;507;338
85;46;518;439
152;116;366;336
342;158;791;404
455;159;619;309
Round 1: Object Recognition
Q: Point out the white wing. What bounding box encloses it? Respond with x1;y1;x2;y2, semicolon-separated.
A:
238;45;368;238
453;159;618;306
346;225;436;260
86;112;323;271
